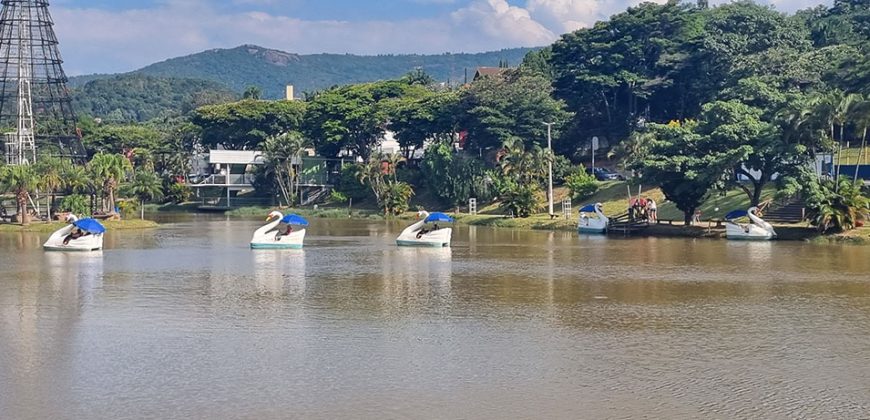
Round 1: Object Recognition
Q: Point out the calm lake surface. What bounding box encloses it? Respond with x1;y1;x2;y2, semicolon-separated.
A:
1;215;869;419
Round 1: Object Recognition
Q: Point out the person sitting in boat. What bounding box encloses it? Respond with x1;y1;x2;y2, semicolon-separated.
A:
416;228;429;239
432;223;439;231
274;225;293;241
63;228;87;245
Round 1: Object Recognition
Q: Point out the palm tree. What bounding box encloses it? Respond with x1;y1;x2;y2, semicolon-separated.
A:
263;132;310;206
125;170;164;219
88;153;133;213
63;164;95;214
34;156;70;221
0;165;40;225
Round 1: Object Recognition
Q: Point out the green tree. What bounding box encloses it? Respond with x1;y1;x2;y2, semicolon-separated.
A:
354;153;414;215
304;80;427;160
420;141;494;206
806;176;869;232
389;89;460;158
628;118;751;224
243;85;263;100
88;153;133;213
82;123;162;156
565;167;599;201
125;170;164;219
34;156;71;220
460;70;570;151
191;99;306;150
0;165;40;224
262;132;309;206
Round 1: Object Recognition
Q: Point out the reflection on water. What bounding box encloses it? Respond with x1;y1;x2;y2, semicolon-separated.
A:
1;216;870;419
252;250;306;296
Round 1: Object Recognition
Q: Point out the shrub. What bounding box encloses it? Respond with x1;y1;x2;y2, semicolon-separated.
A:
337;164;370;201
565;168;599;200
379;180;414;216
498;179;542;218
329;190;348;204
807;176;869;233
167;182;192;204
58;194;89;216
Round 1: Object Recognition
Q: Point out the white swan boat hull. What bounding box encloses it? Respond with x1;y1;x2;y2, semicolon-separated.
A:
725;223;776;241
725;207;776;241
43;224;104;251
577;203;609;234
396;219;452;247
577;218;607;234
250;229;306;249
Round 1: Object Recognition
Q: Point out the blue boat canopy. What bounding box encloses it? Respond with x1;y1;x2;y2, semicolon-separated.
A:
424;212;454;223
725;210;748;220
578;204;598;213
280;214;309;226
73;218;106;234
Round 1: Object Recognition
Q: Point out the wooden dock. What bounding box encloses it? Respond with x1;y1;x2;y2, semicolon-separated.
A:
608;213;650;235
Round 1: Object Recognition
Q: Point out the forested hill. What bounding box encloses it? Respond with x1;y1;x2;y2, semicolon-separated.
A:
71;45;537;99
71;74;238;123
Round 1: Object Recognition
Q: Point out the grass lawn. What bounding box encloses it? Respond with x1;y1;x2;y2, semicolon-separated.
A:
0;219;159;233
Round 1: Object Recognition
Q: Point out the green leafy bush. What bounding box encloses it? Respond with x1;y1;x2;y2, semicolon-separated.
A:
565;168;599;200
807;176;869;233
58;194;89;216
329;190;349;204
379;181;414;215
167;182;192;204
337;164;370;201
497;179;542;218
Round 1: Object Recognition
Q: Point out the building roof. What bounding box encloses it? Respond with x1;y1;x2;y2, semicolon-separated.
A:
208;150;265;165
474;67;509;80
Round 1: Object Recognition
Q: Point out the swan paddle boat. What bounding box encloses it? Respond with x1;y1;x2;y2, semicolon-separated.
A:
250;211;308;249
577;203;608;234
725;207;776;240
43;214;105;251
396;211;453;247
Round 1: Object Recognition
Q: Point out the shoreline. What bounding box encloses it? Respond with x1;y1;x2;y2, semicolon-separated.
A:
0;219;160;233
151;203;870;245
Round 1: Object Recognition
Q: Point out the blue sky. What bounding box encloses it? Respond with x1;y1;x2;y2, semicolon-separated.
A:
48;0;832;75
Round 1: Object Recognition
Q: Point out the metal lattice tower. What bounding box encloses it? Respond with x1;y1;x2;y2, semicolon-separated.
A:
0;0;83;164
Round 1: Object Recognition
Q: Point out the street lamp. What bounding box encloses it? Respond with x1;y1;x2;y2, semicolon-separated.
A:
543;122;555;218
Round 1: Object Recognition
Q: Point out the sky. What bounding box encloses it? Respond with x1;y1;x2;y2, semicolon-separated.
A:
46;0;833;76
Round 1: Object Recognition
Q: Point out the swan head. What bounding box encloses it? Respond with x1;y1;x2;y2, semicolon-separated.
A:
65;214;78;223
416;210;430;220
748;207;759;214
266;210;283;222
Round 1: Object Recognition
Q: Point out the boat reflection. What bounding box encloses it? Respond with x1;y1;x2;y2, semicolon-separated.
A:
251;249;306;296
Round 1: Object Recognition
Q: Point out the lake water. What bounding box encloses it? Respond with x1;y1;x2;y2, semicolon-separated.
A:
1;215;869;419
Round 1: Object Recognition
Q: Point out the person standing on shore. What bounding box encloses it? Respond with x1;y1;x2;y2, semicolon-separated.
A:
647;198;657;223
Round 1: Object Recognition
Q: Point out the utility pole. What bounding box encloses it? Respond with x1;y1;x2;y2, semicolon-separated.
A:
543;122;555;218
591;136;599;172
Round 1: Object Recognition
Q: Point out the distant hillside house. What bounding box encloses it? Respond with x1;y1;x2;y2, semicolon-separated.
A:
473;67;509;81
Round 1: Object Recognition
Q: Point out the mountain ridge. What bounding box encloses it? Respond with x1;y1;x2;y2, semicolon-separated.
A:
69;44;539;98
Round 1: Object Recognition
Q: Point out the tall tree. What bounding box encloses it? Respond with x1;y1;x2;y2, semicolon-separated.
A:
125;170;164;219
629;118;751;224
1;165;40;225
88;153;133;213
191;99;306;150
459;69;570;152
262;132;309;206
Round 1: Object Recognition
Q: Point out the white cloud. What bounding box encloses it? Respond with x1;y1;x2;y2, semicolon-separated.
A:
48;0;834;75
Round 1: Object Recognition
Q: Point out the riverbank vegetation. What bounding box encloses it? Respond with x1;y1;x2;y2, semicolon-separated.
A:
4;0;868;238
